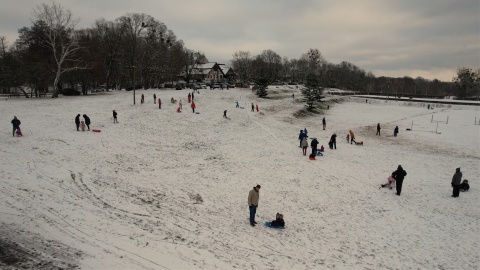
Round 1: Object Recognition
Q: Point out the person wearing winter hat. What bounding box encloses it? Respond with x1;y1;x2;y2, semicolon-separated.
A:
451;168;462;197
392;165;407;196
248;185;261;226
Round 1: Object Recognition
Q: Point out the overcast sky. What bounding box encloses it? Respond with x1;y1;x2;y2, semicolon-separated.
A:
1;0;479;81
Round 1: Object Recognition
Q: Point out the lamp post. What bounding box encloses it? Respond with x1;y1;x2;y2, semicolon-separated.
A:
132;65;136;105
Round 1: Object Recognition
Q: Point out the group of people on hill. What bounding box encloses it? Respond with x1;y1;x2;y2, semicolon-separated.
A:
75;114;91;131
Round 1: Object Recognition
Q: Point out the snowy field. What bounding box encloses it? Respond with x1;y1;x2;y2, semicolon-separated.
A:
1;86;479;270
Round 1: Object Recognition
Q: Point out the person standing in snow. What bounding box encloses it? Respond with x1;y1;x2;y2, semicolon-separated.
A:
158;98;162;109
376;123;381;136
191;101;196;113
256;104;259;112
179;100;183;110
113;110;118;123
251;103;254;112
141;94;144;104
329;133;337;149
223;110;227;118
304;128;308;137
153;93;156;104
83;114;91;131
248;185;261;226
394;126;399;137
188;93;191;103
80;120;86;131
311;137;319;155
349;130;356;144
298;130;305;147
392;165;407;196
191;91;195;101
301;137;309;156
236;101;239;108
451;168;462;197
322;117;326;130
75;114;81;131
11;116;21;137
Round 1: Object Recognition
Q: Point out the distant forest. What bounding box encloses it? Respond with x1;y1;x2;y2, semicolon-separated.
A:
0;2;478;99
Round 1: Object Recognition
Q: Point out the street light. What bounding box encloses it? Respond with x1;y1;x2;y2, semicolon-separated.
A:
132;65;136;105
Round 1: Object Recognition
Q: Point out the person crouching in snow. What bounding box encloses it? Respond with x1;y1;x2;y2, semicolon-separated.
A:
270;213;285;227
176;107;182;113
380;174;396;189
309;153;316;160
460;180;470;192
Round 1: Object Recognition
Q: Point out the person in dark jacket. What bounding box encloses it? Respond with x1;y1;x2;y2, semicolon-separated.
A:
311;138;319;155
270;213;285;227
153;93;156;104
451;168;462;197
322;117;326;130
75;114;81;131
298;130;305;147
376;123;381;135
392;165;407;196
83;114;91;131
11;116;21;137
329;133;337;149
460;180;469;192
394;126;399;137
113;110;118;123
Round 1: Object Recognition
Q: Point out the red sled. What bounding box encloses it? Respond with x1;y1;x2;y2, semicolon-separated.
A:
92;129;101;133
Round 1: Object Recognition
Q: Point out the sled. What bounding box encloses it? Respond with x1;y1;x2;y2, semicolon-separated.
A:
92;129;101;133
265;222;285;229
356;141;364;145
195;112;200;114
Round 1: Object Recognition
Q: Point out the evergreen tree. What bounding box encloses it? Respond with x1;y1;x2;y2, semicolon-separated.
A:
302;73;323;110
254;76;269;98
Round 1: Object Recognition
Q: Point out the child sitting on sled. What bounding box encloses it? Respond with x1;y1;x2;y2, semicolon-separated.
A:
270;213;285;227
15;127;23;137
380;174;396;189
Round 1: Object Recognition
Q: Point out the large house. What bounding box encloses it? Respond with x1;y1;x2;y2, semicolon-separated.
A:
180;62;235;83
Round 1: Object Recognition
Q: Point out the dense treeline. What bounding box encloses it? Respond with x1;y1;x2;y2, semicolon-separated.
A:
232;49;479;99
0;3;204;97
0;2;478;100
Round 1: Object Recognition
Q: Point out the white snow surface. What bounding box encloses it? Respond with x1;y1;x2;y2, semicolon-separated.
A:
1;87;479;270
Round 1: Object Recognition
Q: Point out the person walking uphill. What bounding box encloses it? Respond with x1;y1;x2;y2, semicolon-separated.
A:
11;116;21;137
83;114;91;131
75;114;81;131
394;126;399;137
451;168;462;197
191;101;196;113
376;123;381;135
349;130;356;144
392;165;407;196
248;185;261;226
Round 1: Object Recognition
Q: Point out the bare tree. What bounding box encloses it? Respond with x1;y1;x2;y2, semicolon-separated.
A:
33;2;83;98
231;50;252;84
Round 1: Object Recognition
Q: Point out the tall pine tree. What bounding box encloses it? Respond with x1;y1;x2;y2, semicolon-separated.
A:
254;76;269;98
302;73;323;110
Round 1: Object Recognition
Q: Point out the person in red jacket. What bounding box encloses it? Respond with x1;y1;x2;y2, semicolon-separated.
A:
191;101;196;113
158;98;161;109
256;104;259;112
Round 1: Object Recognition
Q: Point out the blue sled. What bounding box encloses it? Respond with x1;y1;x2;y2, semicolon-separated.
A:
265;222;285;229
